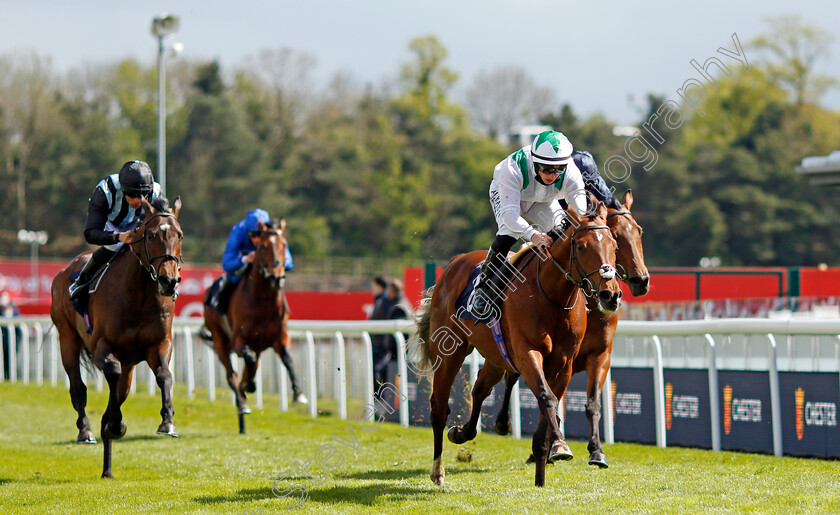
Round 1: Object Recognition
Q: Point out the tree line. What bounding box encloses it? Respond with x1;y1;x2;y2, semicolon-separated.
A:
1;16;839;268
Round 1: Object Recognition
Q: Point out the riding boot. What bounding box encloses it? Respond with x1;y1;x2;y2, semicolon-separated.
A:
69;247;115;299
469;248;511;317
209;275;230;313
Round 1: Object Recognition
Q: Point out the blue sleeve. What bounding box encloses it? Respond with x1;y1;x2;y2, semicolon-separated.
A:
222;226;248;274
583;171;615;204
284;246;294;271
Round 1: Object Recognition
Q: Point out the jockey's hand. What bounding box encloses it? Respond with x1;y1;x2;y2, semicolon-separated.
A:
118;231;133;244
531;232;553;249
243;251;256;264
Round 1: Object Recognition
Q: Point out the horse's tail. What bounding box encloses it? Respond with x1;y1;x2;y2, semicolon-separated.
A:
79;347;98;377
409;286;435;370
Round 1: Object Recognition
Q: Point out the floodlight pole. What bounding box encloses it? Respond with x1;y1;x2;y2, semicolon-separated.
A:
157;34;167;196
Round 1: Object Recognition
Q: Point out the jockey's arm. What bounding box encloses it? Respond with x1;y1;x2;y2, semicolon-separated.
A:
221;227;250;275
83;188;120;246
284;246;294;271
495;163;539;241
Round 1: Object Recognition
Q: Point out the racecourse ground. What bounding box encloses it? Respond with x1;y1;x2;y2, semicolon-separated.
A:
0;382;837;514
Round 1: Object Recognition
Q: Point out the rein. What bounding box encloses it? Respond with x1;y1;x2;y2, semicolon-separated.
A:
606;209;633;281
536;223;614;308
128;212;183;282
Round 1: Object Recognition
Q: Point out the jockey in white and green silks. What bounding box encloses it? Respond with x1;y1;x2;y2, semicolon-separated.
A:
469;130;588;316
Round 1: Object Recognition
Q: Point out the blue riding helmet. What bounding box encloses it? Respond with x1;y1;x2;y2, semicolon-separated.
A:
244;209;270;232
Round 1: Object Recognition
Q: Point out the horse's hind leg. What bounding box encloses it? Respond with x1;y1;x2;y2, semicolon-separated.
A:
448;363;505;444
59;330;95;444
215;338;250;432
429;344;470;487
494;371;520;436
148;343;178;437
275;333;306;403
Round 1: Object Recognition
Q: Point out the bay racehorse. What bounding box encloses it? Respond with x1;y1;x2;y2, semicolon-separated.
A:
203;220;304;434
413;199;622;487
50;197;183;478
492;189;650;468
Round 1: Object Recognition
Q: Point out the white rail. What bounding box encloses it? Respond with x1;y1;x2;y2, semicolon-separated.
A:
2;316;838;458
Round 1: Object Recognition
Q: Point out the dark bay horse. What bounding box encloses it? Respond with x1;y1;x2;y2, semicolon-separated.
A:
491;189;650;468
203;220;304;434
413;200;622;487
50;197;183;478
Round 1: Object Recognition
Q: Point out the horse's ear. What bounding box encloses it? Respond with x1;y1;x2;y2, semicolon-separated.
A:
280;217;286;232
140;197;154;219
172;196;182;217
595;199;608;219
621;189;634;210
258;221;267;232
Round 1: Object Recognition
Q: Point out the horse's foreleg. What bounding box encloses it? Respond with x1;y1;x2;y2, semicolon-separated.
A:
585;353;610;468
96;348;126;479
60;334;95;444
494;371;520;436
239;342;258;395
149;345;178;438
518;350;568;486
448;363;505;445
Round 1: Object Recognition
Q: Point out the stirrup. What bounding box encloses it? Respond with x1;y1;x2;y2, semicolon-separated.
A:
68;281;84;299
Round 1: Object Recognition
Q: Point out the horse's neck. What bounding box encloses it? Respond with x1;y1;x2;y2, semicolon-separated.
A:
246;264;279;299
537;239;579;305
113;249;163;305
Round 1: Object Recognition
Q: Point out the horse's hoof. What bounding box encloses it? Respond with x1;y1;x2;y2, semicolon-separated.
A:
76;431;96;444
101;471;113;479
156;422;179;438
104;421;127;440
525;453;536;464
430;459;445;487
446;426;460;443
293;393;308;404
494;420;512;436
239;405;252;415
588;451;609;468
547;441;574;463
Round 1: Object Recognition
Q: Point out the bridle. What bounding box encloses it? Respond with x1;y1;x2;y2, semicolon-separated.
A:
606;209;633;282
254;229;287;291
537;222;616;307
128;212;183;283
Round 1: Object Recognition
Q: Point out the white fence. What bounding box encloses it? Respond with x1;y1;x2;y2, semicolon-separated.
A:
2;316;839;457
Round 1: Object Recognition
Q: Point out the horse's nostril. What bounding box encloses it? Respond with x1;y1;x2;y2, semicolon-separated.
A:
598;290;611;302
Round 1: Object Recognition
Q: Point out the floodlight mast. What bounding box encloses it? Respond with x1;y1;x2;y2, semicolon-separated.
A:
151;14;180;196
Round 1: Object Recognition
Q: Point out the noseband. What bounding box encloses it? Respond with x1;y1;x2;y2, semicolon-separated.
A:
129;212;183;283
538;223;615;304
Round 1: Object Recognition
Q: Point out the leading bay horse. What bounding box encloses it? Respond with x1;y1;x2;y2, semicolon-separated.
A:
413;200;622;487
490;189;649;468
50;197;183;478
203;220;304;434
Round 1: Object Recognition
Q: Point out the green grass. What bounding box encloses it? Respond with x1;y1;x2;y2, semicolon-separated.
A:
1;381;838;514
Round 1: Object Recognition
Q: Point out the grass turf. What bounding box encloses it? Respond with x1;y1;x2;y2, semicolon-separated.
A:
0;381;838;514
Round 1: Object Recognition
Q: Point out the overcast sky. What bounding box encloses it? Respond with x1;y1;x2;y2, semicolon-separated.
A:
1;0;838;124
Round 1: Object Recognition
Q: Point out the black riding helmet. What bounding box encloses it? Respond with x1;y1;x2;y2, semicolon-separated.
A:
119;160;154;196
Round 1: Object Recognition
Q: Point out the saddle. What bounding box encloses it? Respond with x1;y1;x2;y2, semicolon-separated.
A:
69;248;125;333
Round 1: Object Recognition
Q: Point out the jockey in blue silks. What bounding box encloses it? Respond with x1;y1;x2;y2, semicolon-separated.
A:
572;150;622;209
208;209;293;312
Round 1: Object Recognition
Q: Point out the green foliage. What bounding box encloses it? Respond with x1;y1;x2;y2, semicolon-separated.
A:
2;24;840;270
